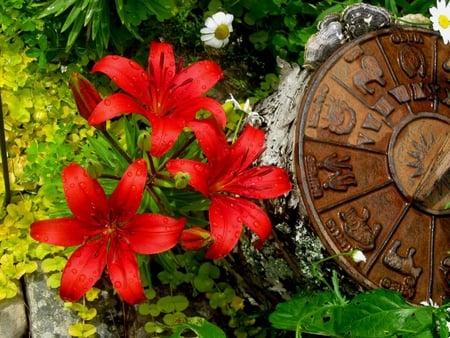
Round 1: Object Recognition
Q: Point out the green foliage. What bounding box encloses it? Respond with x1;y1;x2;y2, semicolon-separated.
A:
37;0;179;54
68;322;97;337
270;276;450;337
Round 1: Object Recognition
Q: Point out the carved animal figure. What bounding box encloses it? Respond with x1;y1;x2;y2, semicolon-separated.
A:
323;170;356;191
318;153;352;172
339;207;381;250
353;55;385;95
383;240;422;280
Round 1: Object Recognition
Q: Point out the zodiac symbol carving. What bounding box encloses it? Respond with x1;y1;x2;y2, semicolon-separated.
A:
353;55;386;95
323;96;356;134
318;153;357;191
323;171;357;191
383;240;422;280
318;153;352;171
339;206;381;250
399;45;426;78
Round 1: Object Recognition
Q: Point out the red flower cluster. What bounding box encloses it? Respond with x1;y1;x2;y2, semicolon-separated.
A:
30;42;291;304
167;119;291;259
88;42;226;157
31;160;185;303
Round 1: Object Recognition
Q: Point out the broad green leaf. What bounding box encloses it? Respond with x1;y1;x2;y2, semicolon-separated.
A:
170;317;226;338
269;290;344;335
339;289;433;337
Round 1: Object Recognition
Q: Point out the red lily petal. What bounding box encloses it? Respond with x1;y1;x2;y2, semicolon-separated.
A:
171;60;223;101
148;42;176;95
91;55;151;106
62;163;109;224
166;159;210;197
188;119;229;166
60;238;107;302
223;166;291;199
206;196;243;259
148;115;185;157
176;97;226;127
30;217;101;246
206;196;272;259
88;93;149;125
122;214;186;254
230;125;265;172
107;238;146;304
108;159;147;222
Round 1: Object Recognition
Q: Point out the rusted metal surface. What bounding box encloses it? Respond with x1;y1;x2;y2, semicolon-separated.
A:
295;27;450;305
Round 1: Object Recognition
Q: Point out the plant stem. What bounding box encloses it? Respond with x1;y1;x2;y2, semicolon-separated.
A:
0;89;11;206
101;129;133;164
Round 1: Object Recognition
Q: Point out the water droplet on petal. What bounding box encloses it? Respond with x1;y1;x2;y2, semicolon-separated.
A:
104;99;111;106
114;281;122;289
71;268;78;275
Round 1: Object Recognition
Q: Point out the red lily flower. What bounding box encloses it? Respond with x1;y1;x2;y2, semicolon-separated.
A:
166;120;291;259
88;42;226;157
30;159;186;304
69;72;106;130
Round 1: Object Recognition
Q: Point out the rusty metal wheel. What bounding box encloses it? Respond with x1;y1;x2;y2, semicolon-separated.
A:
295;27;450;305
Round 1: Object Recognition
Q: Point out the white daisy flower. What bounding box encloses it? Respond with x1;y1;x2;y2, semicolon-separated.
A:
350;249;366;263
226;94;264;127
200;12;234;48
420;298;438;307
430;0;450;44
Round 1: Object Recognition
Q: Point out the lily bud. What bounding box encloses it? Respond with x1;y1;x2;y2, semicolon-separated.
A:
181;227;213;251
174;172;191;189
69;72;106;130
137;132;151;152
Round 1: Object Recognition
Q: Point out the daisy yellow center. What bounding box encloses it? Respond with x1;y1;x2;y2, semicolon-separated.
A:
214;24;230;40
439;14;449;29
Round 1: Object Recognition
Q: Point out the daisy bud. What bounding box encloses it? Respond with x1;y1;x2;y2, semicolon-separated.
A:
181;227;213;251
350;249;366;263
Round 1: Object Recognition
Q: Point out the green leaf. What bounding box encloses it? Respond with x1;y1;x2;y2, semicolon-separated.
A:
157;295;189;313
339;289;433;337
41;256;67;273
68;323;97;337
169;317;226;338
38;0;77;18
269;290;344;335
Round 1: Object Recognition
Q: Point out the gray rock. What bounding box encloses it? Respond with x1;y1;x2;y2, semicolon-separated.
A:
24;265;123;337
0;281;28;338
